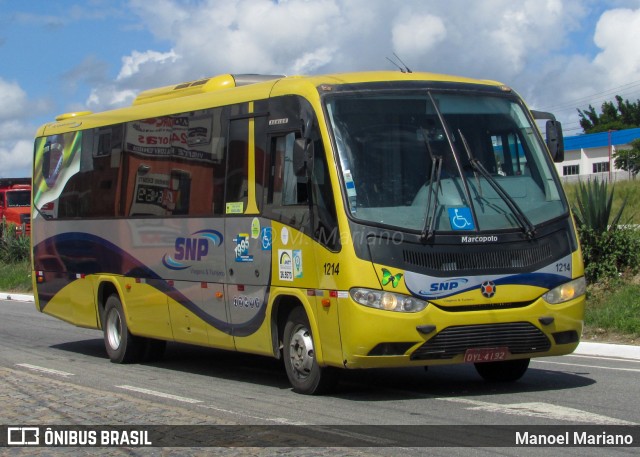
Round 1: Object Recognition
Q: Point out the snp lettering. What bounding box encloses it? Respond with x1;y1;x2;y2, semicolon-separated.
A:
175;237;208;261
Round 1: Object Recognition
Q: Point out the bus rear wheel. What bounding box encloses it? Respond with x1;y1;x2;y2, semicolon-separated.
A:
283;307;338;395
103;294;143;364
474;358;530;382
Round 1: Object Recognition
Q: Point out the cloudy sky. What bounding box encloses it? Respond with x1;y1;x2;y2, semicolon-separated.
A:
1;0;640;177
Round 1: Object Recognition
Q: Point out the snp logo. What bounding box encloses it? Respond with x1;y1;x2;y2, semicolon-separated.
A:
162;229;223;271
428;278;468;293
7;427;40;445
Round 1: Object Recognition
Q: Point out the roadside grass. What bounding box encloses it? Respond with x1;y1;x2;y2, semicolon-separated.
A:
582;277;640;344
0;259;31;292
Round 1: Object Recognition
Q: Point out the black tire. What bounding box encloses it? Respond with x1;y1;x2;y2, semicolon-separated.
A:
474;358;530;382
283;307;338;395
103;294;143;364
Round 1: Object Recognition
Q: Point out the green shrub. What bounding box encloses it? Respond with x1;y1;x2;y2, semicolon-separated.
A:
0;221;30;263
571;177;639;283
572;178;627;231
578;226;640;282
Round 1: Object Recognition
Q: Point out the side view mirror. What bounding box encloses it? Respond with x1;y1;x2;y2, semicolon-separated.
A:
545;120;564;163
532;110;564;163
293;138;314;177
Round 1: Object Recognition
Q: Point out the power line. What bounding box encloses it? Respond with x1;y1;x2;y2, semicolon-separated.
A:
553;89;640;116
539;79;640;113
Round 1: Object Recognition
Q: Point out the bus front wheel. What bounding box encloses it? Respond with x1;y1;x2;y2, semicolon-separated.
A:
103;294;142;364
283;307;338;395
474;358;530;382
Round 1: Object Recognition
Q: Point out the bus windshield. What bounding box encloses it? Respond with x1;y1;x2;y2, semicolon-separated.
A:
325;91;567;234
7;190;31;207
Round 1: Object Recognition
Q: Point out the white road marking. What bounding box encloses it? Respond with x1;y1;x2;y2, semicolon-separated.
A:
534;360;640;373
438;398;636;425
16;363;74;377
197;404;307;424
567;354;640;363
116;385;202;404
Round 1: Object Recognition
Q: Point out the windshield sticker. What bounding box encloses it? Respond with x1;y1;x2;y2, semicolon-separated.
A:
448;207;475;230
344;170;357;214
226;201;244;214
344;170;356;196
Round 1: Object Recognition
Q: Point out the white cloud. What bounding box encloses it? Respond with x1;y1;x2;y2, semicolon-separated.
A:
0;80;38;177
0;79;28;120
75;0;604;129
593;8;640;85
392;14;446;57
117;0;587;84
117;49;180;80
291;47;337;75
86;86;138;109
14;0;640;153
0;136;33;178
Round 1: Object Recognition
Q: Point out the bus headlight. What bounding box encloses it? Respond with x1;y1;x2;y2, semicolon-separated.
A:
543;277;586;304
350;288;428;313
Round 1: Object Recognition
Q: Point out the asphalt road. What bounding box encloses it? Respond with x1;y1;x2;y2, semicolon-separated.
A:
1;298;638;456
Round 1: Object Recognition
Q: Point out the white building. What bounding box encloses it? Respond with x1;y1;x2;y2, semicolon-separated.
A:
557;127;640;182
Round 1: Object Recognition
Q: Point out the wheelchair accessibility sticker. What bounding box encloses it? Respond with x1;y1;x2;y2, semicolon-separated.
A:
448;207;475;230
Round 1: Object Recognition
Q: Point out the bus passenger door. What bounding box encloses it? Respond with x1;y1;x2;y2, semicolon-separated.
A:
224;217;271;351
223;117;272;353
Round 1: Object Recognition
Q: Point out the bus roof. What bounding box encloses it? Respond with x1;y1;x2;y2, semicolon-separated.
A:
38;71;505;137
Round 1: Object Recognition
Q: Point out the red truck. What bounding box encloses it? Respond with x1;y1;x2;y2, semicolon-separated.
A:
0;178;31;237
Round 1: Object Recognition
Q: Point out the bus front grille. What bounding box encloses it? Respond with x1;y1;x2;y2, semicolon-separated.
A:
410;322;551;360
403;243;553;272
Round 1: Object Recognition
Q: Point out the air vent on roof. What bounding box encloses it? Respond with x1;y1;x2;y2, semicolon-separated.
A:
132;73;284;106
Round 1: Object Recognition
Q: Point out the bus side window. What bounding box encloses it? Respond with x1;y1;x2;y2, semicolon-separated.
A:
225;118;249;213
491;131;529;176
310;138;340;251
265;132;309;230
275;133;307;206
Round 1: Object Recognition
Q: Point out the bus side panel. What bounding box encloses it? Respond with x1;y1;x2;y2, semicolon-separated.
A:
35;277;98;329
166;280;235;350
169;281;210;345
313;292;343;367
117;276;173;341
311;248;349;368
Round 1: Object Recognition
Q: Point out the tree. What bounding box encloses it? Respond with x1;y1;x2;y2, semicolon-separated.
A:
614;138;640;178
577;95;640;134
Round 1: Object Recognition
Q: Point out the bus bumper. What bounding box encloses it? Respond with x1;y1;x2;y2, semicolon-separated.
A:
337;294;585;369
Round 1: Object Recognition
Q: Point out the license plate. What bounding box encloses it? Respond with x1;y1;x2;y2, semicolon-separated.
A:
463;347;509;363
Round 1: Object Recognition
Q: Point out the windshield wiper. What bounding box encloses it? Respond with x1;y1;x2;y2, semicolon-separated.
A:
426;92;480;233
420;129;442;241
457;129;536;238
